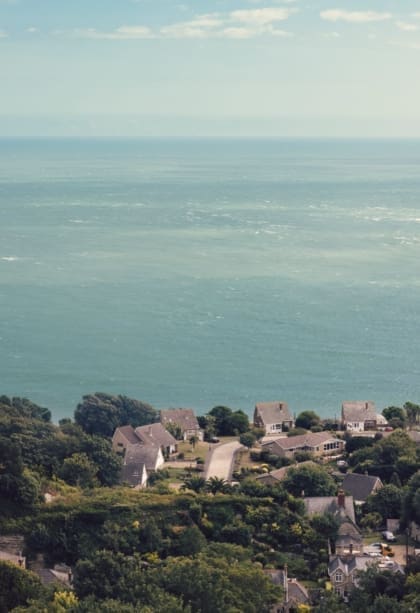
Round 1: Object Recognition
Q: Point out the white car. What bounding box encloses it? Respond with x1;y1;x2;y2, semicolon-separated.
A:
382;531;396;542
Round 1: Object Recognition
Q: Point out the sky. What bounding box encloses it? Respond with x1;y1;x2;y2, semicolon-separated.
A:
1;0;420;137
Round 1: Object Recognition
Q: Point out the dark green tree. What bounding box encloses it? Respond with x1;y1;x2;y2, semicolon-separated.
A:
295;410;321;430
0;561;45;612
282;464;336;497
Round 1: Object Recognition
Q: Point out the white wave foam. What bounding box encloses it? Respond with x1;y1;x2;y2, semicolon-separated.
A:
1;256;19;261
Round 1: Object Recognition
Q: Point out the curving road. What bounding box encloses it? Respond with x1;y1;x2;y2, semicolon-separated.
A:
205;440;243;481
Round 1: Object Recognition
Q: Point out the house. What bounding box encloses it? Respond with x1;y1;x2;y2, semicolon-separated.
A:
341;401;377;432
305;491;363;556
304;492;356;523
254;402;294;435
112;424;143;456
328;555;374;598
264;568;310;613
121;461;148;489
261;431;344;459
112;423;177;458
135;423;177;456
341;473;383;505
160;408;204;442
329;555;404;599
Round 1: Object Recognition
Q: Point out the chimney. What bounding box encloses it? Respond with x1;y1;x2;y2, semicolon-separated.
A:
349;543;353;555
365;402;369;410
337;489;345;508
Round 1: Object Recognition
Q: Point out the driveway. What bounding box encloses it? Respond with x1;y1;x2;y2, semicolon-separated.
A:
205;441;243;481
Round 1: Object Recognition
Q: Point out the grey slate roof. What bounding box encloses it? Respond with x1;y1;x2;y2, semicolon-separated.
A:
160;408;201;432
125;444;160;472
341;473;382;503
116;425;141;445
328;555;373;576
304;496;356;523
342;401;377;422
254;401;293;425
33;568;71;587
121;462;147;488
135;423;177;449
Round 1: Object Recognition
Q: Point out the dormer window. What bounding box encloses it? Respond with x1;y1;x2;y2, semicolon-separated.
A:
335;572;343;583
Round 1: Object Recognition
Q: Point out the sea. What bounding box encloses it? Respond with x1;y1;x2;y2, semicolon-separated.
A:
1;138;420;422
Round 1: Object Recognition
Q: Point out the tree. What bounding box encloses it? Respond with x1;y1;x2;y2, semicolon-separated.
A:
189;435;199;451
205;476;229;495
75;393;157;437
239;431;257;448
58;453;98;488
404;402;420;429
365;484;404;520
383;406;406;428
282;464;336;497
0;561;45;612
181;476;207;493
165;422;183;440
152;555;281;613
208;406;249;436
175;525;206;556
295;411;321;430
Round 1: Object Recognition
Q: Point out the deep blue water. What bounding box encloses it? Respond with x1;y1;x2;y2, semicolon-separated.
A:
1;139;420;421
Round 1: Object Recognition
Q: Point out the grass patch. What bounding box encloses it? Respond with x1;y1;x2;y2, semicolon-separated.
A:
177;440;208;461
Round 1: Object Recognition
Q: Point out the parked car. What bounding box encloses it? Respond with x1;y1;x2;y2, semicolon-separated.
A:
382;531;396;542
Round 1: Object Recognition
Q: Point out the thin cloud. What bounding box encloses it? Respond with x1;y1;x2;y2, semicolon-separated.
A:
321;10;392;24
231;8;296;26
75;26;154;40
396;21;419;32
0;30;8;38
71;9;296;41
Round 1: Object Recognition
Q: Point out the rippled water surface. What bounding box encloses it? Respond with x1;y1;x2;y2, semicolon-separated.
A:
1;139;420;419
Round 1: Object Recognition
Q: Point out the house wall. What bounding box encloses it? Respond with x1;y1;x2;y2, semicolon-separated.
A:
112;430;131;455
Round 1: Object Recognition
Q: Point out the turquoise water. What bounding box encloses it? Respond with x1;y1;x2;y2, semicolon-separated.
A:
1;139;420;421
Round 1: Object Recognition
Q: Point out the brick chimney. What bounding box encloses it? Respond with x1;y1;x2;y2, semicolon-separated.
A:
337;489;345;508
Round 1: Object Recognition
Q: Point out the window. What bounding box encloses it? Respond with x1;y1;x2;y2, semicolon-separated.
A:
335;572;343;583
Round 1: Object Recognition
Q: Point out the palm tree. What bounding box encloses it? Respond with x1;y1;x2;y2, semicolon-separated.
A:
181;476;206;493
205;476;229;495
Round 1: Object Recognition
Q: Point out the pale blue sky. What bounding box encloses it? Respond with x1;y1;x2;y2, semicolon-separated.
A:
1;1;420;137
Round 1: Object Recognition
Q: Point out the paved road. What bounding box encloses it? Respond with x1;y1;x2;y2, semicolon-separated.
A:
205;441;243;481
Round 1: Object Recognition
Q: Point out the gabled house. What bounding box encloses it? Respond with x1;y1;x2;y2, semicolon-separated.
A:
135;423;177;456
112;425;142;456
341;472;383;505
261;431;344;459
328;555;374;599
305;491;363;556
112;423;177;458
160;408;204;441
254;401;294;435
341;401;377;432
